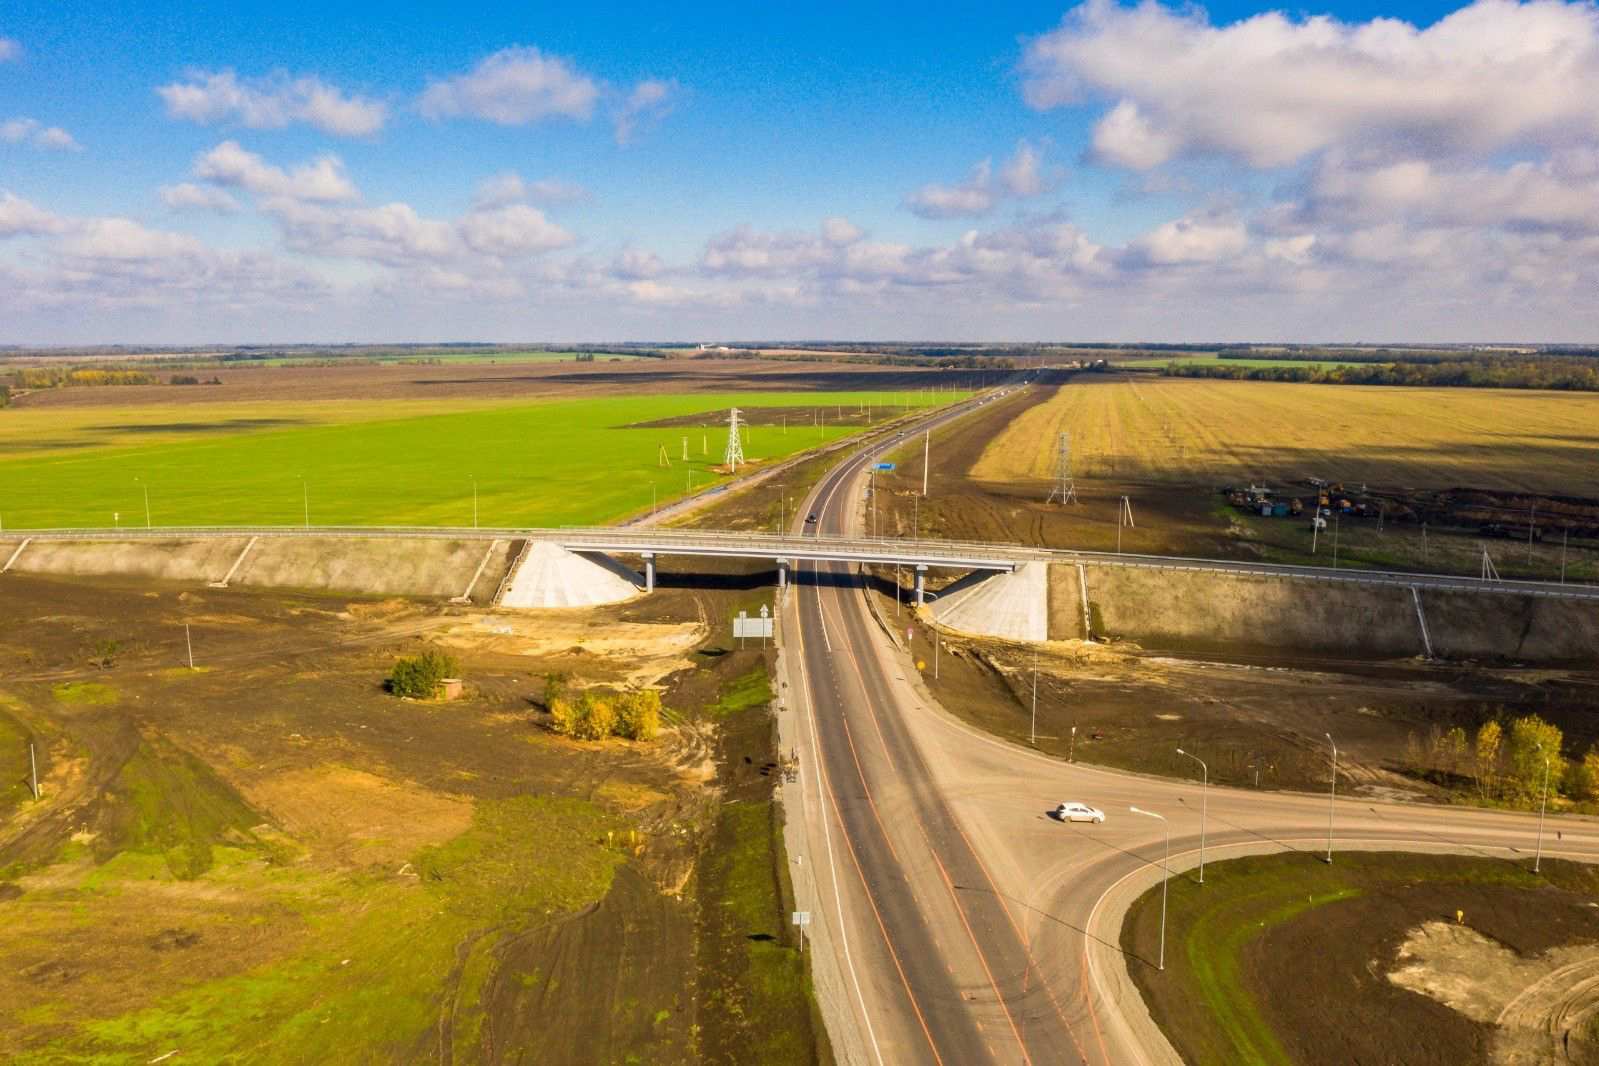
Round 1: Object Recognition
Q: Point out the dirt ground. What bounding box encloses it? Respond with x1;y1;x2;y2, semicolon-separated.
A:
6;357;969;410
0;564;823;1064
1123;851;1599;1066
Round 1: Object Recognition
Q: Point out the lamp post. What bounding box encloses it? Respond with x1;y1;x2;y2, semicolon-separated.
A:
1176;748;1208;884
1324;733;1338;864
299;476;309;529
1030;646;1039;746
136;477;150;528
1534;742;1550;874
471;476;478;529
1130;806;1170;970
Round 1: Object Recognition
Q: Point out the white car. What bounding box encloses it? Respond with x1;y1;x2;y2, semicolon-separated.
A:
1056;802;1106;824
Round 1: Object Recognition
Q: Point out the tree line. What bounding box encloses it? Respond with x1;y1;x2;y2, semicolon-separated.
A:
1403;712;1596;806
1164;356;1599;392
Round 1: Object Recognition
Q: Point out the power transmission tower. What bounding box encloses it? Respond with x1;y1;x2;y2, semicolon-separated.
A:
1046;432;1077;504
658;444;672;467
1480;543;1500;582
724;407;745;472
1117;495;1135;552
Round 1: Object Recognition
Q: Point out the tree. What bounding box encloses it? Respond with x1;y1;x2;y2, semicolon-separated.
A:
388;649;459;699
616;689;662;741
1474;720;1503;800
1506;714;1564;805
1441;727;1469;777
1566;747;1599;802
0;383;9;408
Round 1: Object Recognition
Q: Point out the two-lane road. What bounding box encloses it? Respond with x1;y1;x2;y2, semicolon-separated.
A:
778;387;1599;1065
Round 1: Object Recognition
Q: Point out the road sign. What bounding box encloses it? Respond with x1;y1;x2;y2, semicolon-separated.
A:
876;462;895;471
733;610;774;639
791;911;810;926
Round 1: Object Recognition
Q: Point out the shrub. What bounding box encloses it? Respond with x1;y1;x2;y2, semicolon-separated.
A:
543;671;571;708
1568;748;1599;802
572;691;616;741
616;689;662;741
388;649;459;699
548;696;580;737
1506;714;1564;804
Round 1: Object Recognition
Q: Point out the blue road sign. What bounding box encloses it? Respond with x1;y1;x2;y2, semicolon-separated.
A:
876;462;895;471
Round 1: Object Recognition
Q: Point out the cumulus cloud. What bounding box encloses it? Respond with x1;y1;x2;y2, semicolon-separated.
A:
59;218;208;261
0;37;19;63
419;47;599;124
0;191;68;237
194;141;359;203
473;171;589;208
157;69;387;137
611;248;665;279
160;182;241;214
822;216;864;246
1023;0;1599;170
457;204;573;256
906;142;1056;218
613;78;679;144
2;117;82;151
1126;213;1249;265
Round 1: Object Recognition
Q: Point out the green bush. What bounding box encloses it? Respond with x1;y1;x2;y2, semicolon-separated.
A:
548;696;580;737
571;691;616;741
547;683;661;742
388;650;459;699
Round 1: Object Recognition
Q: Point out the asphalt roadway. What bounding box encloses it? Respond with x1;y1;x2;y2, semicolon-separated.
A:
776;393;1599;1066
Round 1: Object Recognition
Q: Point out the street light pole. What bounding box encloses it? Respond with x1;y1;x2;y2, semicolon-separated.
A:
1176;748;1208;884
1325;732;1338;864
1030;646;1039;746
137;477;150;528
1130;806;1170;970
300;476;309;529
471;476;478;529
1534;743;1550;874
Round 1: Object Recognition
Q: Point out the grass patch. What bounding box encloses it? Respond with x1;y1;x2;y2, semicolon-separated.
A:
708;668;773;719
1122;851;1599;1066
0;390;954;529
51;681;118;706
20;795;623;1065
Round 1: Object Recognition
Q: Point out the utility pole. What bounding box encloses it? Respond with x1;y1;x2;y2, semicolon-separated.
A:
1332;513;1340;569
1176;749;1208;884
1117;496;1135;553
1069;725;1076;763
1534;742;1549;874
934;629;939;679
1561;529;1569;584
137;477;151;528
471;476;478;529
185;623;195;670
1528;502;1538;566
301;477;309;529
29;741;38;800
1046;432;1077;505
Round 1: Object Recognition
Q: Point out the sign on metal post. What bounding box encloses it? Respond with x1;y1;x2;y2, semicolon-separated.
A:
875;462;895;471
733;609;774;640
792;910;811;952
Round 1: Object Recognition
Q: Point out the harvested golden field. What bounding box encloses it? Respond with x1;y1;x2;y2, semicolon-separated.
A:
972;376;1599;494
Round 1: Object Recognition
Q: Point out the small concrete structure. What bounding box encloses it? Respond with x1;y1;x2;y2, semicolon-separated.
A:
929;561;1048;642
498;542;641;609
438;678;464;701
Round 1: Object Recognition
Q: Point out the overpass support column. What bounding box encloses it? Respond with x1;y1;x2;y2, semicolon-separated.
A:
642;552;656;593
914;564;928;606
776;558;789;591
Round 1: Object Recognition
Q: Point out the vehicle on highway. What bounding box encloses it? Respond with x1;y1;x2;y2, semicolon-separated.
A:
1055;802;1106;824
805;513;818;524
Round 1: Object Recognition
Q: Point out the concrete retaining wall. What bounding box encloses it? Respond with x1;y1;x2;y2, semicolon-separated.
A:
2;535;517;603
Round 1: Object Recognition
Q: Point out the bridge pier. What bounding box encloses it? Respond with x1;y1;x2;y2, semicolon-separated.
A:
642;552;656;593
914;564;927;606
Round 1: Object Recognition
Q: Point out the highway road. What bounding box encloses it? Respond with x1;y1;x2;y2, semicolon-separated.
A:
776;391;1599;1065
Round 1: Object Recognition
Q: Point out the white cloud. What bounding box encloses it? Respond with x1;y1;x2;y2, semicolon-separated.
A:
160;182;241;214
1128;214;1249;265
906;143;1056;218
474;171;590;208
0;191;68;237
822;216;864;246
907;160;995;219
613;78;679;144
419;47;599;125
612;248;665;279
194;141;359;203
59;218;208;261
0;37;19;63
158;69;386;137
457;204;573;257
2;117;82;151
1023;0;1599;170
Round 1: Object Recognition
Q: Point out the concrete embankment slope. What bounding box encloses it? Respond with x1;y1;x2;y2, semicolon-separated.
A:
933;560;1597;664
0;535;519;604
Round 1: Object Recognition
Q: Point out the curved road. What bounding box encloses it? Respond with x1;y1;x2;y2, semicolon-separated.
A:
777;388;1599;1066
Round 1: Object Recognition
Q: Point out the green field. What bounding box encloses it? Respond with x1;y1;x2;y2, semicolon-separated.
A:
0;392;953;529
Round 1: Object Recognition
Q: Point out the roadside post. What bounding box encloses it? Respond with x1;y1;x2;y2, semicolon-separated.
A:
792;910;810;953
1130;806;1170;970
1324;733;1338;864
1176;748;1208;884
1534;742;1550;874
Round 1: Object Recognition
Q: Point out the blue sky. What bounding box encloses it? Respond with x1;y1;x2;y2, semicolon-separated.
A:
3;0;1598;342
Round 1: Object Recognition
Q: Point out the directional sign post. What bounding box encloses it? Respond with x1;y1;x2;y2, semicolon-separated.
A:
876;462;895;471
792;910;811;953
733;606;775;647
